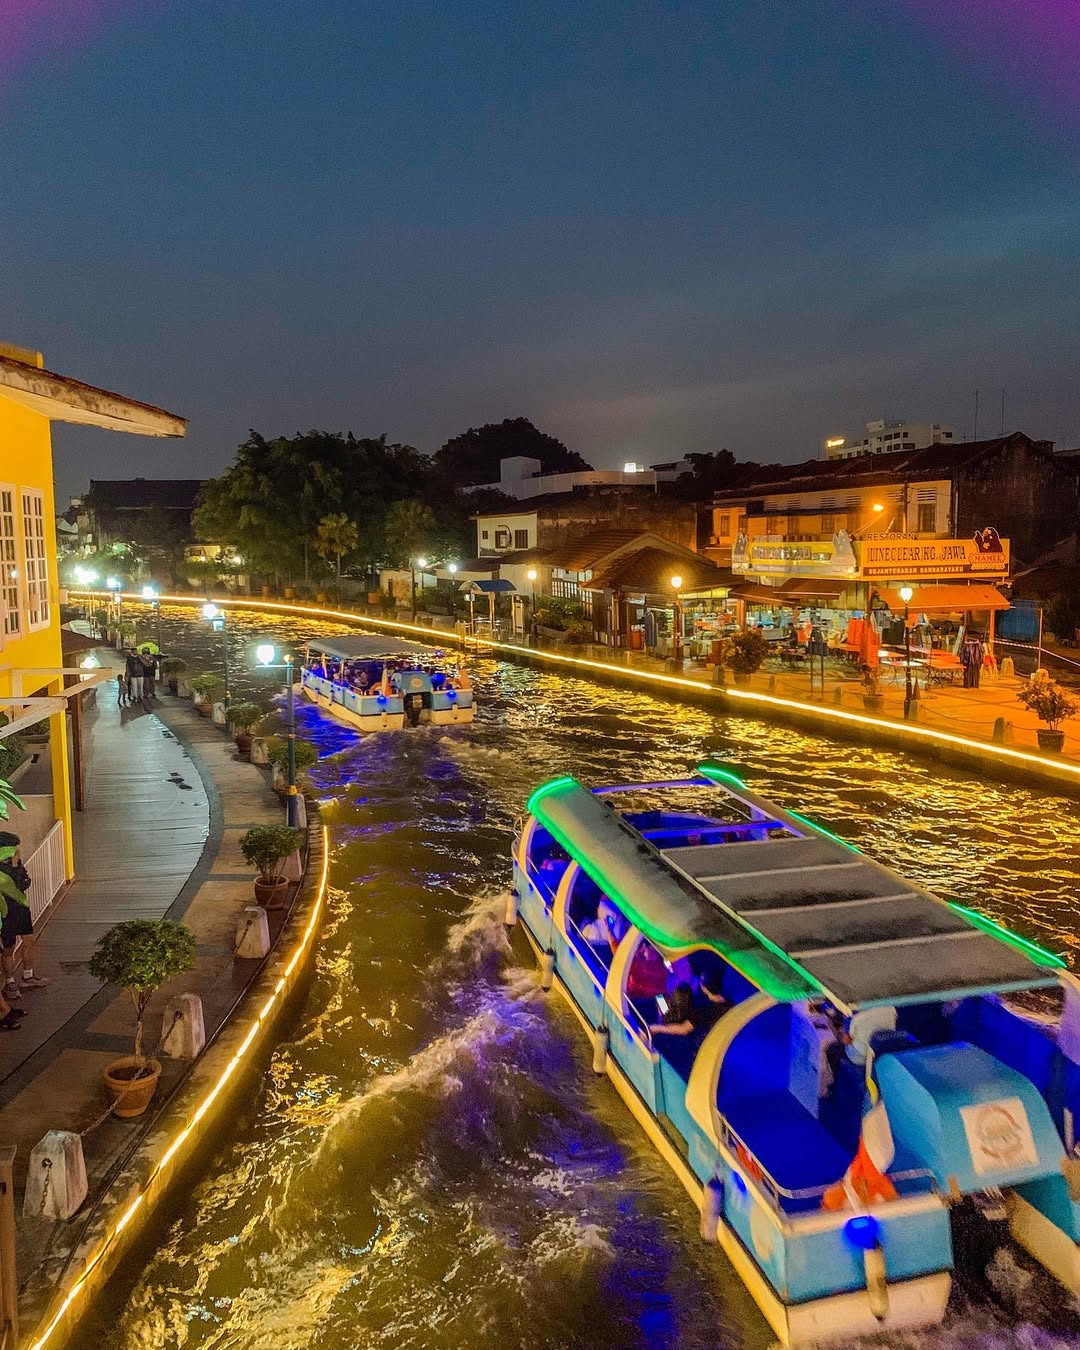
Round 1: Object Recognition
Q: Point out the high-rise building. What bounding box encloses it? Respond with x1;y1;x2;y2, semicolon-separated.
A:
822;419;955;460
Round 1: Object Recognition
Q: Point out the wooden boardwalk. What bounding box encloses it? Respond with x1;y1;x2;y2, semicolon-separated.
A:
0;682;209;1087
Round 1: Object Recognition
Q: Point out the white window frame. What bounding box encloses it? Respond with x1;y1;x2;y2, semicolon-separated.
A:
0;484;20;645
21;488;49;631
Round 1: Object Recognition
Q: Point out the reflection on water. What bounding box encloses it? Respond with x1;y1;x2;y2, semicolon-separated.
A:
95;606;1080;1349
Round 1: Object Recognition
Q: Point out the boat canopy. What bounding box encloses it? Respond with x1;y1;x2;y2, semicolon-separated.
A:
306;636;435;660
526;772;1063;1012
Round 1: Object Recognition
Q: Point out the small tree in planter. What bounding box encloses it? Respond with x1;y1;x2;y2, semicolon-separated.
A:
724;630;769;685
861;664;884;713
160;656;188;694
1017;675;1078;754
190;673;225;715
265;737;319;794
563;618;593;646
240;824;305;908
89;919;196;1118
227;702;264;758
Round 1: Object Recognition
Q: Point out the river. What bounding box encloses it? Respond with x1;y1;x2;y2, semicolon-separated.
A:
93;605;1080;1349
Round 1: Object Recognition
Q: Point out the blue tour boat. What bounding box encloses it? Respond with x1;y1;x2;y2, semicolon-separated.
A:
511;766;1080;1343
301;635;474;732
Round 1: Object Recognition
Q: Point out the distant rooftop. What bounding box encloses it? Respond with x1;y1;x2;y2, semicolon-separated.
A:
85;478;204;511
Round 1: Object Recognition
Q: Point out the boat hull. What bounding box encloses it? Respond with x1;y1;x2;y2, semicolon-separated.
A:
301;673;473;732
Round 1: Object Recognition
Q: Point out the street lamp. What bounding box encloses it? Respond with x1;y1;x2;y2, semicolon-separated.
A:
671;575;684;666
899;584;914;719
256;643;299;825
106;575;122;641
411;556;428;622
201;601;229;711
142;584;162;653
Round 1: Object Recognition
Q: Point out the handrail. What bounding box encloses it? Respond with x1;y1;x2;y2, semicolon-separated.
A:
621;993;655;1051
563;913;610;995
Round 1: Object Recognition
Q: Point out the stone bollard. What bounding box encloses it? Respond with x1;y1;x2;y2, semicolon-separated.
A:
271;763;286;793
235;906;271;959
24;1131;87;1220
289;793;307;829
160;993;206;1060
250;736;270;765
212;701;228;727
282;848;303;882
177;676;193;699
767;675;776;692
711;664;725;686
833;686;843;704
992;716;1015;744
1000;656;1015;680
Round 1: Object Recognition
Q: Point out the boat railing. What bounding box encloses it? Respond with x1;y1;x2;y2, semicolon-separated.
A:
621;996;655;1052
563;913;610;996
716;1117;937;1212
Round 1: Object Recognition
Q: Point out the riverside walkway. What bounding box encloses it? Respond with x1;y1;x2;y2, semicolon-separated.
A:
0;646;288;1333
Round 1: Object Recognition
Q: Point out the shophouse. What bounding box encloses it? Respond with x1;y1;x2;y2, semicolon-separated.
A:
0;342;185;913
705;433;1078;651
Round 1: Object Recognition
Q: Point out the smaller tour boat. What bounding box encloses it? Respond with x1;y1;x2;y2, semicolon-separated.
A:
300;635;474;732
512;767;1080;1344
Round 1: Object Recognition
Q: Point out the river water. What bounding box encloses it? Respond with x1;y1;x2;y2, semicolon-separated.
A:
97;606;1080;1349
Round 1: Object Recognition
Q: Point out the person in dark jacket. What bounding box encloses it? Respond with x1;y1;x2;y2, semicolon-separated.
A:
0;832;44;1026
126;648;145;702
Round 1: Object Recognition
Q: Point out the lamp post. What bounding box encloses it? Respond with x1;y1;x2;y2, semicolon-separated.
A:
256;644;299;825
899;584;914;719
671;575;684;666
201;601;229;711
106;576;122;644
142;584;162;653
411;556;428;622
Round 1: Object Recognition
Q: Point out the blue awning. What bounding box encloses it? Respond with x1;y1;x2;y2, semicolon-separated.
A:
460;579;516;593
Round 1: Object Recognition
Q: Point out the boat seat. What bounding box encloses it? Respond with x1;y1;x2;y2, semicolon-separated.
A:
722;1090;852;1212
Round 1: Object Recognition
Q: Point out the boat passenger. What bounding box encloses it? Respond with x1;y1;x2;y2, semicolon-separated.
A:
355;669;371;694
627;940;669;999
699;971;730;1013
648;982;699;1037
597;898;627;953
578;912;609;951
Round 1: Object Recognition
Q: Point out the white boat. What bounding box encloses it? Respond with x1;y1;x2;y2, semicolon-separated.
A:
300;635;475;732
512;765;1079;1344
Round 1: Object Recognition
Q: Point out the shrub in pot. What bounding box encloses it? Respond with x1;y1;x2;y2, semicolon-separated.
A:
240;824;305;908
265;737;319;794
861;664;885;713
227;702;263;757
160;656;188;694
1017;674;1078;754
190;673;224;715
725;630;769;685
88;919;196;1118
563;619;593;646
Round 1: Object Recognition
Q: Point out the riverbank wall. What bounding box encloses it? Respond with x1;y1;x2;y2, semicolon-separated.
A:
83;592;1080;799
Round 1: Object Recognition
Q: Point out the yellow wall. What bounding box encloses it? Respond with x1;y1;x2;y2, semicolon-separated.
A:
0;394;74;875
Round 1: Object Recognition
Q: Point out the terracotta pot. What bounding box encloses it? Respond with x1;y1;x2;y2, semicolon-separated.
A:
103;1056;162;1119
1037;728;1066;753
234;730;253;757
284;587;296;599
262;585;272;598
316;592;328;603
255;875;289;909
167;677;179;694
195;698;211;716
863;693;885;713
732;670;753;686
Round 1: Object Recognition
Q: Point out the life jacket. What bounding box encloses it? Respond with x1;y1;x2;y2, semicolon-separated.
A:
822;1087;898;1211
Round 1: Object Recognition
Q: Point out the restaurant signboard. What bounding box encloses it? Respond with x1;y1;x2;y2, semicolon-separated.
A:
732;531;858;577
860;531;1009;579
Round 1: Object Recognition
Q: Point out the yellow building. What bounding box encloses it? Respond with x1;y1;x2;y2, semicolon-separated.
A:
0;341;185;904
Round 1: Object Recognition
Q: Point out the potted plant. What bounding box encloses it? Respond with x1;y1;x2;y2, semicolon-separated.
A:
160;656;188;695
861;664;885;713
88;919;196;1118
190;673;224;716
265;737;319;793
563;618;593;646
227;702;263;757
724;630;769;686
239;824;305;908
1017;675;1078;753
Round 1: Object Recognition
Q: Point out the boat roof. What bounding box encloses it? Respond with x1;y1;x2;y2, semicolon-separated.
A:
526;769;1064;1011
306;635;441;660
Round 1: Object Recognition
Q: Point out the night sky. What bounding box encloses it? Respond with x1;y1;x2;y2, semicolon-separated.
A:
3;0;1079;500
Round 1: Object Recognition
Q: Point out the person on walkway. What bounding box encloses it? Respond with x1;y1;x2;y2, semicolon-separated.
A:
126;647;145;702
0;832;49;1000
140;646;158;699
960;632;985;689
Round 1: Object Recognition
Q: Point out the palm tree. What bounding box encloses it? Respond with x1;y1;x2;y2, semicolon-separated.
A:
312;513;360;597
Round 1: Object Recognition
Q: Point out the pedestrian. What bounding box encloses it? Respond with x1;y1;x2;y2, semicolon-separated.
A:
126;647;145;703
117;670;129;706
140;645;158;699
960;631;985;689
0;832;49;1004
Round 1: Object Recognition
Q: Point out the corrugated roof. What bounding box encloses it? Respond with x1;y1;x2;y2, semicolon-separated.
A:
545;531;643;571
583;548;730;594
713;434;1051;502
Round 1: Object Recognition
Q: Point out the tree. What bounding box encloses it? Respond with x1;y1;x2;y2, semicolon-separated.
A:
433;417;591;488
670;449;745;499
313;512;359;593
89;920;196;1063
383;499;438;567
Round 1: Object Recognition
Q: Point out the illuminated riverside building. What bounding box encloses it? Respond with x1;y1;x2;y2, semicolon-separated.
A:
0;341;184;902
705;433;1080;648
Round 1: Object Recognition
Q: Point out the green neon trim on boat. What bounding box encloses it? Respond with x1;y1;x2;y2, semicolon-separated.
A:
784;808;861;854
526;775;578;816
695;763;748;791
526;776;820;1002
948;903;1066;969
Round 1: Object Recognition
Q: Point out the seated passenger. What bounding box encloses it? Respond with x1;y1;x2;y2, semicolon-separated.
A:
627;940;669;999
597;898;627;953
699;971;730;1013
578;911;609;951
355;669;371;694
649;982;699;1037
